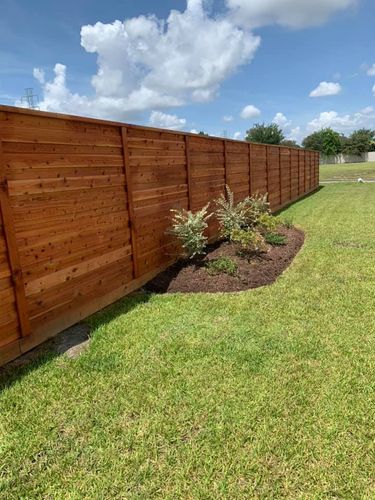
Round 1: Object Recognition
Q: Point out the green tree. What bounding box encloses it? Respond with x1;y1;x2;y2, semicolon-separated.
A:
245;123;285;145
198;131;209;136
302;128;342;156
343;129;375;155
302;131;323;152
281;139;300;148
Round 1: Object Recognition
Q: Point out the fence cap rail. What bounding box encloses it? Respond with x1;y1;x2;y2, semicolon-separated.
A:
0;104;318;154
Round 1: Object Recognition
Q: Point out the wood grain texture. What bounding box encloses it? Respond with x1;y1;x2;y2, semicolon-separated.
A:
0;140;30;338
0;105;319;366
121;127;139;279
185;135;193;210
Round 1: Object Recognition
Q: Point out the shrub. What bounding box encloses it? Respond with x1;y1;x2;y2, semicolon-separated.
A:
169;204;213;259
265;232;287;246
230;228;267;255
256;213;278;234
214;186;252;238
215;186;279;248
206;257;238;276
215;187;273;235
249;192;271;217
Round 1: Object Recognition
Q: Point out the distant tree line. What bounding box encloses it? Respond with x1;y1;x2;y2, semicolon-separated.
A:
245;123;375;156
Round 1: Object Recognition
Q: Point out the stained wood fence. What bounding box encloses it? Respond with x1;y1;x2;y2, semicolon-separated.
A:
0;105;319;365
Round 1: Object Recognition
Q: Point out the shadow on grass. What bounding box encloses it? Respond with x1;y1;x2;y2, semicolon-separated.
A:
274;186;324;216
0;292;150;392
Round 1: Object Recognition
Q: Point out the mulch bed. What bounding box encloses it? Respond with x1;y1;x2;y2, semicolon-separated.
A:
146;227;304;294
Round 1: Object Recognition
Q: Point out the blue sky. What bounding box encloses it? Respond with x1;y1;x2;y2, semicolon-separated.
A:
1;0;375;142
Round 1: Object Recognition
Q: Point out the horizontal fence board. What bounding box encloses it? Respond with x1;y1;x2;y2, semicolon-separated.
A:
0;105;319;365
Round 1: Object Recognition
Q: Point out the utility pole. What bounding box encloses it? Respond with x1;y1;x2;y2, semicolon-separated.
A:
21;88;39;109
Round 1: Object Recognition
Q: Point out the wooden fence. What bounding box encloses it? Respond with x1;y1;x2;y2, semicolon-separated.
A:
0;105;319;365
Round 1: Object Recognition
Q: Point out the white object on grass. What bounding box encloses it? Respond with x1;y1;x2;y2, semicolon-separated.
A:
358;178;365;183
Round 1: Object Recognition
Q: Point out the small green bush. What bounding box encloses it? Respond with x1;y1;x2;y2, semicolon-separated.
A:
247;192;271;224
265;232;287;246
214;186;252;238
206;257;238;276
230;228;267;255
169;204;213;259
215;187;274;236
257;213;278;234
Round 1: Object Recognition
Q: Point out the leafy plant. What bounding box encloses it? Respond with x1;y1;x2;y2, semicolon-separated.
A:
215;187;273;238
247;192;271;227
250;192;270;213
230;228;267;256
214;186;252;238
256;213;278;234
206;257;238;276
265;232;287;246
169;204;213;259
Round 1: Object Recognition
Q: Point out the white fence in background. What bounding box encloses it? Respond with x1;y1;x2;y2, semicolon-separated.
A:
320;152;375;164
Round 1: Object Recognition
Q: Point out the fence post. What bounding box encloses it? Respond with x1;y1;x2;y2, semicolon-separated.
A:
248;142;252;196
121;127;140;279
289;148;292;200
266;145;270;195
297;150;301;196
306;151;311;191
223;139;228;188
279;147;282;206
0;140;31;337
185;135;193;211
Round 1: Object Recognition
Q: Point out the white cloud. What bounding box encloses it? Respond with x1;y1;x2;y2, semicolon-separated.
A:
272;112;291;129
240;104;261;119
308;111;352;131
223;115;234;122
233;131;242;140
361;106;374;114
309;81;342;97
226;0;356;28
32;0;260;120
190;129;199;134
149;111;186;130
33;68;45;84
367;64;375;76
272;112;303;143
288;126;303;143
307;109;375;134
373;84;375;97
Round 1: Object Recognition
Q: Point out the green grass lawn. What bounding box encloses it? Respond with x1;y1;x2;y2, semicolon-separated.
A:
1;183;375;498
320;161;375;181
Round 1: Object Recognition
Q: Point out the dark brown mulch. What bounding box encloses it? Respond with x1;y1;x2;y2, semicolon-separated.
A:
146;227;304;294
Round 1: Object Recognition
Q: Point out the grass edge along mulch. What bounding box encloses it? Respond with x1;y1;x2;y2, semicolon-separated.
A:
146;226;304;293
